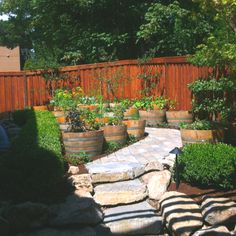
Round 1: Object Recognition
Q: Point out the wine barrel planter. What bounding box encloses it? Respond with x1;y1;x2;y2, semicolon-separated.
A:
123;107;139;120
32;105;48;111
166;110;193;127
139;110;166;127
62;130;104;157
101;125;127;145
78;104;98;110
180;129;225;145
123;120;146;139
52;111;67;124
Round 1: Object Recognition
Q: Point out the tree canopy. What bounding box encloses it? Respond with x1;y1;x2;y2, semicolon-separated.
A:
0;0;232;69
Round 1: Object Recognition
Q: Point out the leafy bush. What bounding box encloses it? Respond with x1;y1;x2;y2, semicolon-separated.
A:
65;152;91;166
179;120;213;130
0;110;64;202
179;143;236;189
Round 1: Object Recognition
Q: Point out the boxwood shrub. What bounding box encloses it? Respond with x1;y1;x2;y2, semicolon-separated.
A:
179;143;236;189
0;110;64;202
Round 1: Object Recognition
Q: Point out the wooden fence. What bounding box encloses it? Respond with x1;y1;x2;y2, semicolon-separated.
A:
0;56;211;113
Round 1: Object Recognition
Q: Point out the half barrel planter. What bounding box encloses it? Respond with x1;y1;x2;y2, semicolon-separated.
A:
101;125;127;145
139;110;166;127
166;110;193;127
62;130;104;158
123;120;146;139
123;107;139;120
180;129;225;145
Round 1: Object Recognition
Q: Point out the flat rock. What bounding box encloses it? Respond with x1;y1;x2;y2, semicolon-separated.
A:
159;191;203;236
3;202;49;232
142;170;171;200
192;225;231;236
201;196;236;226
49;193;103;226
94;179;147;206
68;174;93;192
86;162;145;183
104;201;163;235
16;227;96;236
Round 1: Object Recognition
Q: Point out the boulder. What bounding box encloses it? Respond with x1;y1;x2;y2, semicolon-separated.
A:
3;202;49;232
49;193;103;226
192;225;231;236
94;179;147;206
16;227;96;236
104;201;163;235
159;191;203;236
201;196;236;226
67;165;80;175
142;170;171;200
68;174;93;192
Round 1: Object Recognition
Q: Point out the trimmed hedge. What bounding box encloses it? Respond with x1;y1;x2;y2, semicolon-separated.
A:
0;110;64;202
179;143;236;189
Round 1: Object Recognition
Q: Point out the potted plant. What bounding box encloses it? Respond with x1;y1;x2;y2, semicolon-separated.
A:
133;96;167;126
77;96;98;110
123;110;146;139
179;120;224;144
120;99;139;120
165;100;193;127
62;109;104;158
50;87;82;124
101;105;127;145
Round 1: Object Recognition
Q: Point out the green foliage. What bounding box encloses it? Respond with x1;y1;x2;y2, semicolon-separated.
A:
188;77;236;121
137;1;211;56
79;96;97;105
67;108;100;132
179;119;213;130
65;152;91;165
127;134;138;144
0;110;64;202
103;141;122;153
179;143;236;189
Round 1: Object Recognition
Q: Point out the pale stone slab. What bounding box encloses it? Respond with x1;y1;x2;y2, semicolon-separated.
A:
104;201;163;235
17;227;96;236
159;191;203;236
201;196;236;226
94;179;147;206
86;162;145;183
67;165;80;175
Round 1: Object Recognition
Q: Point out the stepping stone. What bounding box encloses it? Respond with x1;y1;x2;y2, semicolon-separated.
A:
201;196;236;226
94;179;147;206
159;191;203;236
49;193;103;226
86;162;145;183
104;201;163;235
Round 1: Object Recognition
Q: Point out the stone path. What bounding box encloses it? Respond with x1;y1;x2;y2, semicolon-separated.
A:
86;128;182;235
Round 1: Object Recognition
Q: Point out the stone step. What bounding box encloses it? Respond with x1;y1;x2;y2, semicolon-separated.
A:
103;201;163;235
94;179;147;206
86;161;145;183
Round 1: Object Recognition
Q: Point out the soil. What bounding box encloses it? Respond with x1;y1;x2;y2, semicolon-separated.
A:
168;182;236;204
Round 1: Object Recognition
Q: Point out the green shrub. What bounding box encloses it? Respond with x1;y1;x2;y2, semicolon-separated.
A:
179;143;236;189
0;110;64;202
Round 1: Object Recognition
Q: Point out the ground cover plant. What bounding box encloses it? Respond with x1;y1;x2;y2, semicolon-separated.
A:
179;143;236;189
0;110;64;203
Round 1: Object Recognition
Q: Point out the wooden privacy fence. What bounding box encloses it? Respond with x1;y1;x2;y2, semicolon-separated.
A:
0;56;211;113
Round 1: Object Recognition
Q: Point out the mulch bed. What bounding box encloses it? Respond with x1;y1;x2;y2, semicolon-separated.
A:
168;182;236;204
